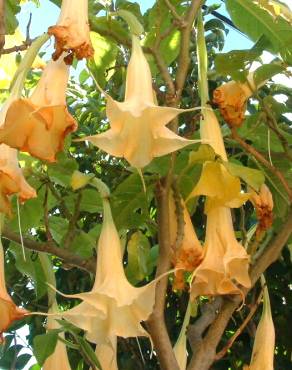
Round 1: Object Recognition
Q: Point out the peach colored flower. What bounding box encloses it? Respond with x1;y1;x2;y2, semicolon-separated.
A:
0;57;77;162
48;0;94;62
82;36;200;169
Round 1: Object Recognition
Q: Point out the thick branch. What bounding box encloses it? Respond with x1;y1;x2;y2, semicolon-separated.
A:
187;208;292;370
147;181;179;370
175;0;203;100
2;228;96;274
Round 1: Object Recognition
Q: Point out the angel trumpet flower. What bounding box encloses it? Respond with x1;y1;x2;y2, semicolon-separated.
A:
51;196;156;344
169;191;203;290
213;72;263;127
0;57;77;162
48;0;94;61
94;335;118;370
0;100;36;215
0;239;27;342
191;206;250;298
43;306;72;370
82;35;200;169
250;184;274;239
247;279;275;370
173;302;191;370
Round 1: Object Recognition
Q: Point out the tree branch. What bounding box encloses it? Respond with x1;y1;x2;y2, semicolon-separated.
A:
147;180;180;370
2;227;96;274
175;0;203;100
187;208;292;370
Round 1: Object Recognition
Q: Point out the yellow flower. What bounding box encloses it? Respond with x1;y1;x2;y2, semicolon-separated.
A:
51;198;156;344
191;206;251;298
248;280;275;370
94;335;118;370
82;36;200;169
213;72;259;127
43;305;72;370
48;0;94;61
173;302;191;370
169;191;203;290
0;57;77;162
0;240;28;342
188;161;249;213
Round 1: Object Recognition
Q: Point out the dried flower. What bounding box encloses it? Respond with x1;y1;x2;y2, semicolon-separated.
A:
250;184;273;239
213;73;257;127
169;191;203;290
0;241;27;342
191;206;251;298
48;0;94;62
0;57;77;162
82;36;200;169
248;279;275;370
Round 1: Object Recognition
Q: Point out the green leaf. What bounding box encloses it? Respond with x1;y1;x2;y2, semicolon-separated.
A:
75;336;102;370
254;64;285;86
33;330;59;366
126;231;153;284
88;32;119;88
48;154;78;187
188;144;216;165
49;216;69;244
8;197;43;232
64;189;103;214
225;161;265;190
5;0;20;34
226;0;292;64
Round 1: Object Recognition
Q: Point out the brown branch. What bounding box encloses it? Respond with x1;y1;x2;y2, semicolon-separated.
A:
0;0;5;52
164;0;184;23
175;0;203;101
147;180;180;370
231;127;292;202
2;227;96;274
187;208;292;370
63;191;82;250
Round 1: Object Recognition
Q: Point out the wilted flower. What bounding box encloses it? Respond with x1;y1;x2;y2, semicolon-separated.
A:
0;57;77;162
248;279;275;370
250;184;273;239
213;72;259;127
51;197;156;344
169;191;203;290
82;36;200;169
94;335;118;370
48;0;94;62
0;241;27;342
188;161;249;213
191;206;251;298
43;305;72;370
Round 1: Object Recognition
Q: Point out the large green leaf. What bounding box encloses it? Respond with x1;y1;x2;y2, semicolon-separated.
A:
33;330;59;366
5;0;20;34
226;0;292;64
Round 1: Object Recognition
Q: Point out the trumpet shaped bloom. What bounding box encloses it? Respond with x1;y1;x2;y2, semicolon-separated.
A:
43;306;72;370
173;302;191;370
52;198;156;344
82;36;200;169
0;57;77;162
0;242;27;342
248;282;275;370
213;73;259;127
188;161;249;213
191;206;251;298
250;184;274;238
169;192;203;290
48;0;94;61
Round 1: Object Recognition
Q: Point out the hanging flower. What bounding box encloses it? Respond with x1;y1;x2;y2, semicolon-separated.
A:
0;57;77;162
43;305;72;370
169;191;203;290
247;280;275;370
250;184;274;239
213;73;259;128
187;161;249;213
0;100;36;215
50;197;156;344
173;302;191;370
48;0;94;62
81;36;200;169
94;335;118;370
0;241;27;342
191;206;251;298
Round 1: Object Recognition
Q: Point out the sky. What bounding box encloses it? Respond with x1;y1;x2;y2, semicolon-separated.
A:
7;1;292;369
